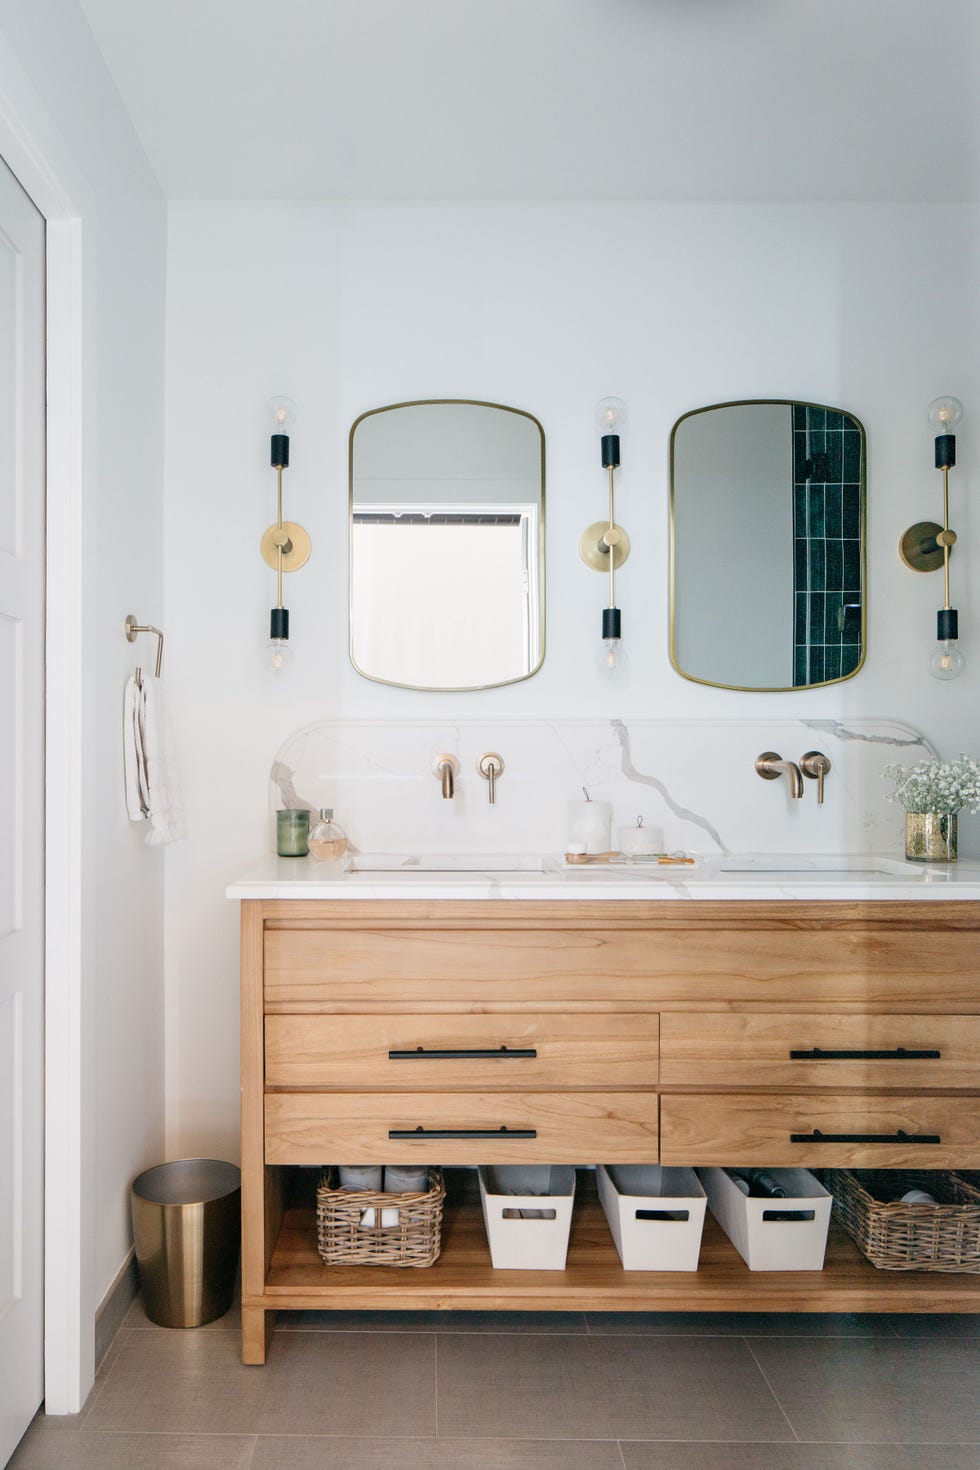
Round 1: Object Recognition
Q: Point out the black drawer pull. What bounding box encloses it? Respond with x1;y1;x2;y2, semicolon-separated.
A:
388;1045;538;1061
790;1128;941;1145
388;1125;537;1140
789;1046;941;1061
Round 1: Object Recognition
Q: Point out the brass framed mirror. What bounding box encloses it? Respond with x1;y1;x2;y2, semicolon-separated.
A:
349;400;545;692
670;400;866;691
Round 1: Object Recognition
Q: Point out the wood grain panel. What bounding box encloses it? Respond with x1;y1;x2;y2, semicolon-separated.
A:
660;1013;980;1088
265;1091;659;1165
265;1012;658;1090
256;1190;980;1314
661;1092;980;1168
264;922;979;1009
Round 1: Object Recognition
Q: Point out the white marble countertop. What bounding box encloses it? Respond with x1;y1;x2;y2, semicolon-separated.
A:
226;854;980;902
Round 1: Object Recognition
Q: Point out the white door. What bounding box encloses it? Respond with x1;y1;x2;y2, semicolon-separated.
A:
0;154;45;1463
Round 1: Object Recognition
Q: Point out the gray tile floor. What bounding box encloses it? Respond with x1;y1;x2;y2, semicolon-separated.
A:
9;1298;980;1469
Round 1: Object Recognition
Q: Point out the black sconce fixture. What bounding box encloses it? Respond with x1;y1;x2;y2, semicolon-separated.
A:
899;396;965;680
261;397;310;672
580;397;630;675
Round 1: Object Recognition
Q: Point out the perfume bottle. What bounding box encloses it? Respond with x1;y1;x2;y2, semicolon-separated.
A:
308;808;350;872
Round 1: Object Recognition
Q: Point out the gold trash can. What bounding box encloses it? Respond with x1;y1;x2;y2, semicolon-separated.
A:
131;1159;241;1327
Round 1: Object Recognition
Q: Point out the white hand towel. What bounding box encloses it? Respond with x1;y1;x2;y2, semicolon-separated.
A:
123;675;150;819
124;675;186;845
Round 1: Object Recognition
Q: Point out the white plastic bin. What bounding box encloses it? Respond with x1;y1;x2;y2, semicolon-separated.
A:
597;1164;707;1271
699;1167;832;1271
478;1166;576;1270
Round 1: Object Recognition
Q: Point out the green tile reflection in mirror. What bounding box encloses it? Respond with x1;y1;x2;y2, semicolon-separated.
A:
669;400;866;692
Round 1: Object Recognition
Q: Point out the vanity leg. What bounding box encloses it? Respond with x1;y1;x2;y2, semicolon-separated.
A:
242;1305;272;1364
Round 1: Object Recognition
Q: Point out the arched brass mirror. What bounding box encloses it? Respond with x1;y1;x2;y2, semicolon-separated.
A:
349;400;545;692
670;400;866;691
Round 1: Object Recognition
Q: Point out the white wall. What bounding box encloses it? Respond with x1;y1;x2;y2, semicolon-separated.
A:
164;200;978;1158
0;0;166;1400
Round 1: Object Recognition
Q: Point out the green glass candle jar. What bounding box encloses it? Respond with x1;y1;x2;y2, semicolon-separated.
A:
276;808;310;857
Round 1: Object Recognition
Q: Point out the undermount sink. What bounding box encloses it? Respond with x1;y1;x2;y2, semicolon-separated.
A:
349;853;924;879
351;854;545;873
718;855;920;876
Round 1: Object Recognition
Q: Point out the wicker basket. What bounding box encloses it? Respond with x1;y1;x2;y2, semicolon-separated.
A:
823;1169;980;1273
316;1169;445;1267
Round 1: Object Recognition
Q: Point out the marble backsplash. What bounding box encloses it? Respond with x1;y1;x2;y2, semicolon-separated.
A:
269;717;937;860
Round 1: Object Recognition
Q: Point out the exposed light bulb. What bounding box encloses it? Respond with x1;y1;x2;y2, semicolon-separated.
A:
269;638;290;673
598;636;630;678
595;397;629;435
929;640;965;680
267;395;298;432
927;396;964;433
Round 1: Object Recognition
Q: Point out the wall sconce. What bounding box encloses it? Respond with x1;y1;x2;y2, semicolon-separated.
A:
260;396;310;672
899;396;965;680
580;397;630;674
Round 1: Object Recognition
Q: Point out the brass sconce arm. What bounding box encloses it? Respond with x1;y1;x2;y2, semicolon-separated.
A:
899;396;966;680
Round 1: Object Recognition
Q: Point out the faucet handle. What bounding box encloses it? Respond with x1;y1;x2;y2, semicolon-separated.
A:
800;750;832;805
477;752;504;805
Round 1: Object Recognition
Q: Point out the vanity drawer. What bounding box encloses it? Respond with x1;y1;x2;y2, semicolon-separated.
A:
265;1012;658;1090
263;922;977;1008
265;1091;659;1165
660;1013;980;1089
660;1093;979;1169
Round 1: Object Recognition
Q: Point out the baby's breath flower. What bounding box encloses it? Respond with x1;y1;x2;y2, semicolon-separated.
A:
883;755;980;814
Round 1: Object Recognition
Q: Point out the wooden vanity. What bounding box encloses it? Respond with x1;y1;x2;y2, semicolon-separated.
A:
240;898;980;1362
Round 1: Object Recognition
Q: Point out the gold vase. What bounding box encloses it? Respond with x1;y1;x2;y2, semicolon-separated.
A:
905;812;957;863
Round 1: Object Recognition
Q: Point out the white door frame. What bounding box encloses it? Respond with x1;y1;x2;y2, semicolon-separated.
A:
0;43;88;1414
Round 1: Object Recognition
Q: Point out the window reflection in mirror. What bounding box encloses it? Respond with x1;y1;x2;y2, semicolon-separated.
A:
670;401;866;691
349;401;545;691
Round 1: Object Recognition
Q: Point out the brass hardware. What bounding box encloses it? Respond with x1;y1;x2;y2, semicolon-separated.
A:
900;453;958;606
755;751;804;798
579;520;631;572
261;521;311;573
125;614;164;679
899;520;947;573
433;754;460;799
668;399;868;692
348;399;546;693
477;752;504;804
800;750;832;804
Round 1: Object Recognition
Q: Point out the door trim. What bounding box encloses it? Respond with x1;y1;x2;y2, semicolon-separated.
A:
0;33;88;1414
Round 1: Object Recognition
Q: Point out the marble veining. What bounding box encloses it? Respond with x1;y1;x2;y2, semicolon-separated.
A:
802;718;938;756
268;717;938;862
227;852;980;902
611;719;730;854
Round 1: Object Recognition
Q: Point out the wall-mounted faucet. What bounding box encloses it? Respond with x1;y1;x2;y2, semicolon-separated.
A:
433;754;460;799
800;750;832;804
755;751;804;798
477;752;504;804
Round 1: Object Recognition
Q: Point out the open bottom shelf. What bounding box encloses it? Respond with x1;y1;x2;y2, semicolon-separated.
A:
257;1174;980;1315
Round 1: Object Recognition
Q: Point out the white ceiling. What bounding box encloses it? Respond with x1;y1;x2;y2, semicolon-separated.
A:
79;0;980;202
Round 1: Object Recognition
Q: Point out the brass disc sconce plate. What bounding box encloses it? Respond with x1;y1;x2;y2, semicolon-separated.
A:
261;521;312;573
579;520;630;572
899;520;950;574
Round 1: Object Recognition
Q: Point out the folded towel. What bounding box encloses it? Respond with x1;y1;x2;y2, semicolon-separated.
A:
123;674;186;845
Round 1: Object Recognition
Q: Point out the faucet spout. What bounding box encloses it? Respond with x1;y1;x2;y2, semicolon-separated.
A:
433;754;460;800
755;751;805;798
